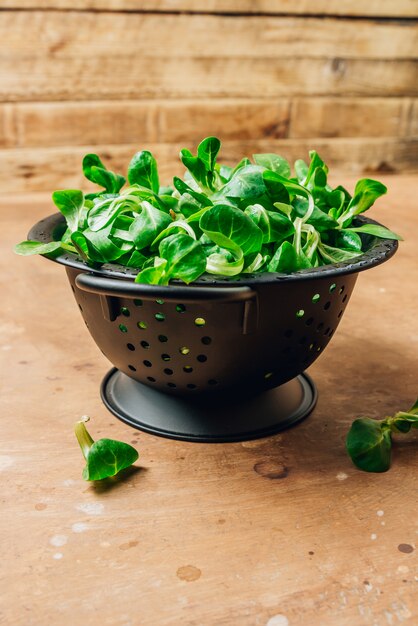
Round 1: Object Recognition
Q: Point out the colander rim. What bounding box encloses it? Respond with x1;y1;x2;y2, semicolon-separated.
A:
28;212;398;285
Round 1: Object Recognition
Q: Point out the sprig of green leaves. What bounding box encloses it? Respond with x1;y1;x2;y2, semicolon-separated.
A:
346;399;418;472
15;137;402;284
75;416;139;481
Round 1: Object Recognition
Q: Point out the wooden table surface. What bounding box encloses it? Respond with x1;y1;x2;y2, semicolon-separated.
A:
1;176;417;626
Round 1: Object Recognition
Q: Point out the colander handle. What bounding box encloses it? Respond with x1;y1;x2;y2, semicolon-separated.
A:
75;272;259;334
75;273;257;303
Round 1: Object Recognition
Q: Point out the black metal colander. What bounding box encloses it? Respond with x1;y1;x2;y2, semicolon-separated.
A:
28;213;398;442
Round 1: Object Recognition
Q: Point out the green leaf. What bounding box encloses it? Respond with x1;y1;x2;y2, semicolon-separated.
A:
333;230;363;252
159;233;207;284
128;151;160;193
83;439;139;481
129;201;172;250
74;417;138;481
292;198;339;232
82;154;125;194
219;165;265;200
52;189;84;233
253;153;291;178
135;258;168;284
303;151;328;187
294;159;308;183
197;136;221;172
14;240;62;256
245;204;294;244
318;242;361;264
180;149;209;190
347;224;402;241
340;178;387;226
200;204;263;257
346;418;392;472
83;226;132;262
262;171;291;205
268;241;299;273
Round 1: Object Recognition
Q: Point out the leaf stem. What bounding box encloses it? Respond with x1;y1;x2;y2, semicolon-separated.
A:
74;416;94;460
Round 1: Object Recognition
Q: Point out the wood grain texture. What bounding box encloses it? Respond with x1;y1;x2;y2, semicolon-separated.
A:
1;178;417;626
1;98;414;150
1;138;417;193
2;0;418;18
1;12;417;103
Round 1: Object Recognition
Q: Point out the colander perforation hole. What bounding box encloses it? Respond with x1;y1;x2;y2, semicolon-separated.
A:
316;322;324;332
158;335;168;343
323;301;331;310
147;376;156;382
119;324;128;333
305;317;314;326
187;384;197;390
342;294;348;303
296;309;305;318
339;286;345;295
338;310;343;318
137;321;147;330
128;364;136;372
134;299;143;307
176;304;186;313
78;304;83;312
164;368;173;375
156;299;164;305
155;312;165;322
167;382;176;388
197;354;207;363
179;346;190;355
324;327;330;335
143;360;152;367
195;317;206;327
121;307;130;317
140;340;150;349
329;283;337;293
208;379;218;386
183;366;193;373
127;343;135;351
161;354;171;361
71;285;75;293
264;372;273;379
201;336;212;345
312;294;320;303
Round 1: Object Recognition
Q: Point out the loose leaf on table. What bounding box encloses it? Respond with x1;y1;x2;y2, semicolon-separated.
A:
74;416;138;481
52;189;84;233
128;151;160;193
346;397;418;472
82;154;126;194
346;418;392;473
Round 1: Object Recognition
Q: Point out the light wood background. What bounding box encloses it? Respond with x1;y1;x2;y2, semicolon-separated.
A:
0;1;417;192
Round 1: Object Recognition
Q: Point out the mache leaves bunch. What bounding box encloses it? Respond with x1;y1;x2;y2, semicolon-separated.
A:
15;137;401;284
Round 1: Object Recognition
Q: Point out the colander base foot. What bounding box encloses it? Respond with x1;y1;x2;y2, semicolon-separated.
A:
101;368;317;443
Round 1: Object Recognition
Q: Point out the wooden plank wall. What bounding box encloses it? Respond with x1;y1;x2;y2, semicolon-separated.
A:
0;1;417;192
